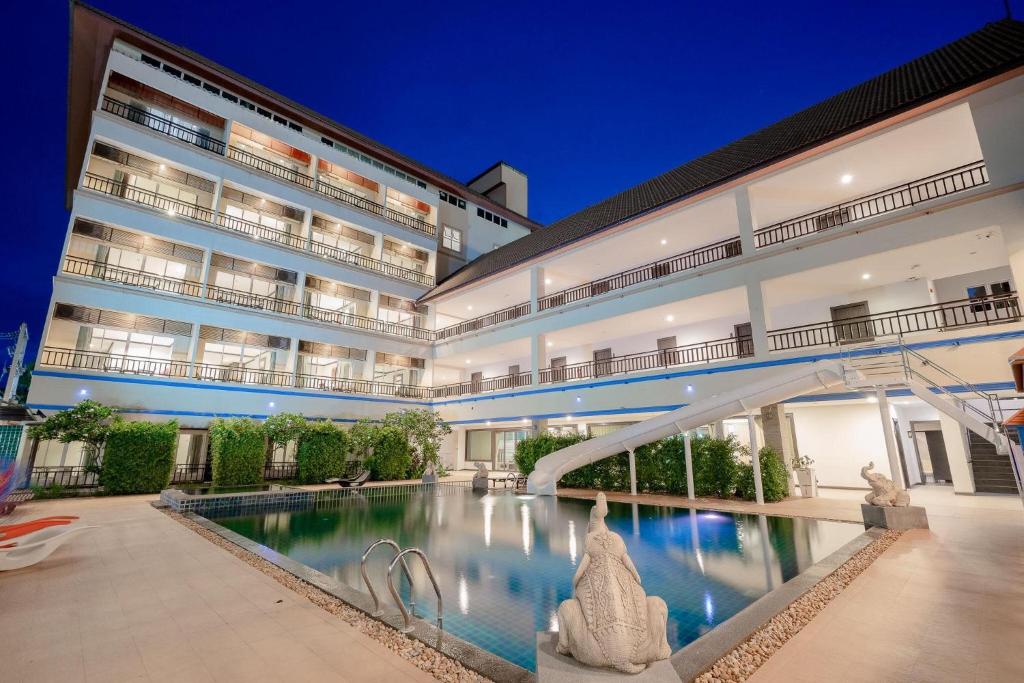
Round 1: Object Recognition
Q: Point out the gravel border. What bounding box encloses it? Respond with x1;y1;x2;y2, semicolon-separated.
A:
692;528;903;682
162;508;493;683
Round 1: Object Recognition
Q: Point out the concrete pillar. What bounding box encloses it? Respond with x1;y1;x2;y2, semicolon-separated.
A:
735;186;756;255
531;334;547;386
748;413;764;504
876;388;905;489
628;448;637;496
939;413;976;494
745;278;770;358
186;325;202;376
712;420;725;439
761;403;796;495
529;265;546;314
300;209;313;247
199;248;213;298
684;432;695;500
363;351;378;382
367;290;381;320
968;81;1024;187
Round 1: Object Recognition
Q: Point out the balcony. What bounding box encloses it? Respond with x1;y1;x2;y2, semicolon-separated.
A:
302;304;434;342
538;337;743;384
101;96;226;155
432;370;532;399
81;171;434;286
767;292;1020;352
192;361;294;387
436;302;533;341
753;161;988;249
40;347;191;378
295;373;430;399
226;146;437;238
205;285;301;316
62;256;202;298
539;236;742;311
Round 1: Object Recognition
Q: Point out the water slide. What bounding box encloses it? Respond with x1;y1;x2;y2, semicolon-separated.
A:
527;360;850;495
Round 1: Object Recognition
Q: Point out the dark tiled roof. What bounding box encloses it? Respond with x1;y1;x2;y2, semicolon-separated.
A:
423;18;1024;302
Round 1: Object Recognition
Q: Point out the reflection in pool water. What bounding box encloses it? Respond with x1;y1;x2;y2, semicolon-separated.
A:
213;489;861;671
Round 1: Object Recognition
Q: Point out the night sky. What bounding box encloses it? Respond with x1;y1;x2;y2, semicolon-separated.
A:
1;0;1010;361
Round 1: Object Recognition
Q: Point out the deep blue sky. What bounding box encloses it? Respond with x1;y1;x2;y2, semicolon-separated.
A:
1;0;1011;359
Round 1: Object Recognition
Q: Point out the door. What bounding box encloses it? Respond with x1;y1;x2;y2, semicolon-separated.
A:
657;336;677;365
470;371;483;394
508;364;521;387
893;418;910;487
923;431;952;483
830;301;873;343
593;348;613;377
550;356;566;383
735;323;754;358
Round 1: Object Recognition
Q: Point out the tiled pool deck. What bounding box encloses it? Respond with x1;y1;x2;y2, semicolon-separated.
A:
1;480;1021;682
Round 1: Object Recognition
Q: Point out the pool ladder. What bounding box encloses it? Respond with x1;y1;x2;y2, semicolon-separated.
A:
360;538;443;633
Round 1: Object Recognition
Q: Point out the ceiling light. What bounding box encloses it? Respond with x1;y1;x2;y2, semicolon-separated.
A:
665;314;674;322
268;401;275;408
575;396;582;403
546;341;553;347
158;164;166;171
78;388;88;396
465;359;471;364
544;278;552;285
866;396;878;403
686;384;694;392
565;415;573;421
861;273;871;280
660;239;667;245
840;174;853;185
467;305;473;311
167;209;176;217
486;420;492;426
522;418;529;424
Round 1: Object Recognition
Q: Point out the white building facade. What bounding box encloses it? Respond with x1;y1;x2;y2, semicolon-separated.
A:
26;6;1024;496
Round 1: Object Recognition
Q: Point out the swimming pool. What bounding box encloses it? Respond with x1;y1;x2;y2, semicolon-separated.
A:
211;488;862;672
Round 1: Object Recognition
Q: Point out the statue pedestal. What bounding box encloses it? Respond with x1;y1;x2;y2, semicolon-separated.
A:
421;473;437;484
861;504;929;530
472;477;489;492
535;633;680;682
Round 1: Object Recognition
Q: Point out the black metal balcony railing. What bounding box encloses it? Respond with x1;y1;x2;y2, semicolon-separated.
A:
539;237;743;312
82;171;434;288
171;463;209;484
102;96;226;155
226;144;437;239
192;362;294;387
206;284;302;317
309;240;434;287
754;161;989;249
264;462;298;480
436;302;533;341
302;305;435;342
315;179;437;238
29;466;99;489
227;145;316;189
767;292;1021;352
63;256;203;298
40;347;192;378
432;371;533;399
83;173;215;223
295;373;431;399
538;338;742;384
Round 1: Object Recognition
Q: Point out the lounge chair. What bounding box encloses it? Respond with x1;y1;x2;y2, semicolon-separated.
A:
325;469;370;488
0;490;35;516
0;525;97;571
0;516;80;542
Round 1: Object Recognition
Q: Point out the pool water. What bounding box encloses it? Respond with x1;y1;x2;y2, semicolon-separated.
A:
213;489;862;672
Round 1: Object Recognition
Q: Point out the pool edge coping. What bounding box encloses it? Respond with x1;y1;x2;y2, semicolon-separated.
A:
174;505;535;683
669;526;886;681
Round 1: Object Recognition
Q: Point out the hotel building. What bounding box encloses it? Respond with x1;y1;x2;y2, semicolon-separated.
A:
25;3;1024;498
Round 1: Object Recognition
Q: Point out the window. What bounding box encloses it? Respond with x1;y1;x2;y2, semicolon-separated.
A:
85;327;176;362
439;191;466;210
442;225;463;252
476;207;508;228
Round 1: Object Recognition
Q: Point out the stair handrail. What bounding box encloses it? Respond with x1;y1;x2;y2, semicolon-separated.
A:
361;539;415;617
387;547;443;633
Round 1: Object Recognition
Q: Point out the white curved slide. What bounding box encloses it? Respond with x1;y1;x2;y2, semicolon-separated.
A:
0;525;97;571
527;361;850;495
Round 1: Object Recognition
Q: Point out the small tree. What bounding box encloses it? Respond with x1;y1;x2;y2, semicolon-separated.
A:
296;422;349;483
209;418;266;486
366;426;412;481
380;409;451;476
691;435;739;498
29;400;119;469
737;445;789;502
263;412;307;448
348;420;378;461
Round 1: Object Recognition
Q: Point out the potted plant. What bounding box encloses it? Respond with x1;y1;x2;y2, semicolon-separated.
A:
792;454;817;497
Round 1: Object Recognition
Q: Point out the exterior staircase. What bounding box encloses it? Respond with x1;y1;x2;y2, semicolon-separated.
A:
969;430;1021;494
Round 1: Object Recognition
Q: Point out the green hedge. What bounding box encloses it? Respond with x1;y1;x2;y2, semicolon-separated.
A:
99;420;178;494
210;418;266;486
737;446;789;502
367;426;412;481
514;432;587;475
297;422;349;483
691;435;739;498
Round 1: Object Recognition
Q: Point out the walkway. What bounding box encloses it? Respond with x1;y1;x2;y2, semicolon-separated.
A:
0;494;437;683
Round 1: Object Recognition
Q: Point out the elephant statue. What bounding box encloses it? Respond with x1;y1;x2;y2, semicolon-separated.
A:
556;493;671;673
861;461;910;507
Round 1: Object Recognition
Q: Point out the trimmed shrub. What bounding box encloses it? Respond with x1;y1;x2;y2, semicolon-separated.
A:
366;426;412;481
691;435;739;498
297;422;349;483
737;446;789;502
514;432;587;476
100;420;178;494
210;418;266;486
635;437;688;495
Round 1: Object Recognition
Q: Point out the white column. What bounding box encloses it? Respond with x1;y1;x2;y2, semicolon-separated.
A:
367;290;381;320
627;448;637;496
531;334;547;386
745;279;770;359
735;186;756;255
300;210;313;250
199;249;213;298
529;265;546;313
939;413;975;494
186;325;201;377
748;413;764;504
287;337;300;385
684;432;695;500
875;388;904;489
363;350;378;382
210;179;224;218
